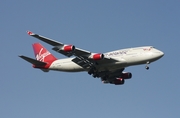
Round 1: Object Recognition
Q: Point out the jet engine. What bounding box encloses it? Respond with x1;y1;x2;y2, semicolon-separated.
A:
89;53;104;60
112;78;125;85
62;45;75;52
121;72;132;79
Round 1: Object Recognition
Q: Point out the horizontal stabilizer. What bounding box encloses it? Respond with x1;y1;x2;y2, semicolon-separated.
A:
19;55;47;66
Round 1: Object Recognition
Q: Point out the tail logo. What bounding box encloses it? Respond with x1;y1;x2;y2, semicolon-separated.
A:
36;48;50;62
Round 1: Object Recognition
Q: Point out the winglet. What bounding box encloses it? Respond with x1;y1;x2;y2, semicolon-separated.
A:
27;31;34;35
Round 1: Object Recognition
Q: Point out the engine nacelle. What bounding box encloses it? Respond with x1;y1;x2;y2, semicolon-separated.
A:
89;53;104;60
121;72;132;79
113;78;125;85
62;45;75;52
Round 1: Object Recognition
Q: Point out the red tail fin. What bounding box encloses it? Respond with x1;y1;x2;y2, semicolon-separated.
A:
32;43;57;63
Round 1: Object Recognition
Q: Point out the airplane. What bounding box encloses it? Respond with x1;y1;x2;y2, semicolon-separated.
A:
19;31;164;85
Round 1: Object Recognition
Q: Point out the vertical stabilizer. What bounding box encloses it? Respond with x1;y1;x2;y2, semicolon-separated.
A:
32;43;57;63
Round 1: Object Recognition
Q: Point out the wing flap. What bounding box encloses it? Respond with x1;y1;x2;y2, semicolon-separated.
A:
72;56;94;69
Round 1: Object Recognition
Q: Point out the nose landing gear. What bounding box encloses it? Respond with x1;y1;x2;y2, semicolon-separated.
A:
145;66;149;70
145;61;150;70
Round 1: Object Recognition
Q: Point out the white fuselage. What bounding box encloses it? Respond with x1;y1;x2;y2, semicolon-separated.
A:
48;46;164;72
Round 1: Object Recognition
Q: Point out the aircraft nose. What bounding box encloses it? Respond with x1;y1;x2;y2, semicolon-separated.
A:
159;51;164;57
153;49;164;59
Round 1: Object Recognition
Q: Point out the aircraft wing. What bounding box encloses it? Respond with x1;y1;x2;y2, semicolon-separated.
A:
27;31;91;57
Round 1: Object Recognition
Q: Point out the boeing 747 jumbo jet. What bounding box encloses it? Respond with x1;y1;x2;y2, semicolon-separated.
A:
19;31;164;85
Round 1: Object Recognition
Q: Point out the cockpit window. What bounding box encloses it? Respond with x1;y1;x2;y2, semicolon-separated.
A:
143;46;153;51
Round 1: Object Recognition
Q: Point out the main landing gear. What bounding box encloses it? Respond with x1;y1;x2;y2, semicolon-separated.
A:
88;67;99;78
145;61;150;70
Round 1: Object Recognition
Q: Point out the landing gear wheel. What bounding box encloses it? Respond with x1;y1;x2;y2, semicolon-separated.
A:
88;71;93;75
145;66;149;70
88;67;96;75
93;73;99;78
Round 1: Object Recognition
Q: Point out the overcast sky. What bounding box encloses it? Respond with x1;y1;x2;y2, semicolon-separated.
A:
1;0;180;118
